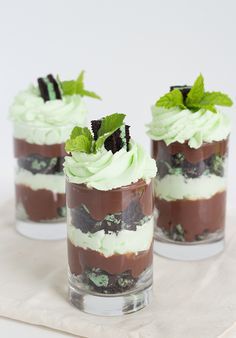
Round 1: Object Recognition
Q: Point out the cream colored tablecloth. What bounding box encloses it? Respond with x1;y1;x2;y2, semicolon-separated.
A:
0;200;236;338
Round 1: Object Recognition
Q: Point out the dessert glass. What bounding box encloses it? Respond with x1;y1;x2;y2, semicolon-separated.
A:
14;122;70;240
152;138;228;260
66;179;154;316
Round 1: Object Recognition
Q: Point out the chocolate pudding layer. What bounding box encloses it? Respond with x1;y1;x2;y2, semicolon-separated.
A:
14;138;66;223
152;139;228;165
16;185;66;222
156;192;226;242
66;179;153;220
152;139;228;243
14;138;67;158
68;241;153;278
66;180;154;294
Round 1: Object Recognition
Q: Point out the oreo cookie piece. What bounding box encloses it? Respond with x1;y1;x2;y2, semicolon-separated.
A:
37;74;62;102
70;204;99;233
170;85;192;100
47;74;62;99
91;120;102;140
124;125;130;151
122;200;145;227
38;78;49;102
104;129;123;153
91;119;130;153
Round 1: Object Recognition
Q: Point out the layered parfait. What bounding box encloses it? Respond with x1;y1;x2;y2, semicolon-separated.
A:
64;113;157;315
147;74;232;260
10;72;100;239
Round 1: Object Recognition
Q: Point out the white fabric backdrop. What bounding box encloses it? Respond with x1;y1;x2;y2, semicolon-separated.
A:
1;1;236;337
0;0;236;209
0;200;236;338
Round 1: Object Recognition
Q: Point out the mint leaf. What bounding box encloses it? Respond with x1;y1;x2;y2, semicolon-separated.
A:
198;92;233;107
95;113;126;150
80;89;101;100
187;91;233;113
70;126;93;141
60;71;101;99
186;74;204;106
76;71;85;88
66;125;93;153
155;89;184;109
98;113;126;136
189;104;217;113
62;71;84;95
199;105;217;113
65;135;92;153
61;80;76;96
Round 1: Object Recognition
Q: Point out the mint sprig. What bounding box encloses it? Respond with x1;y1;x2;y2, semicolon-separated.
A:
155;74;233;113
59;71;101;99
65;113;126;154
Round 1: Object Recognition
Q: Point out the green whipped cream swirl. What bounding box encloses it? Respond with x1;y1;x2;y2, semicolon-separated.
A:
9;85;87;145
147;106;231;149
64;140;157;190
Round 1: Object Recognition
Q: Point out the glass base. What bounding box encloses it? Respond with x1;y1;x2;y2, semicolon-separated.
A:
68;279;153;316
154;239;224;261
16;219;67;240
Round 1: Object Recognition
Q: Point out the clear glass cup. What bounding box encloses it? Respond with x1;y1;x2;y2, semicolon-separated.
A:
66;179;154;316
13;122;70;240
152;138;228;260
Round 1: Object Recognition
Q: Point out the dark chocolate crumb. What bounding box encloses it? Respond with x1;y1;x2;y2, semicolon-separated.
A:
70;200;150;234
207;155;225;177
195;229;209;241
171;153;185;167
70;204;98;233
164;223;186;242
182;160;206;178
